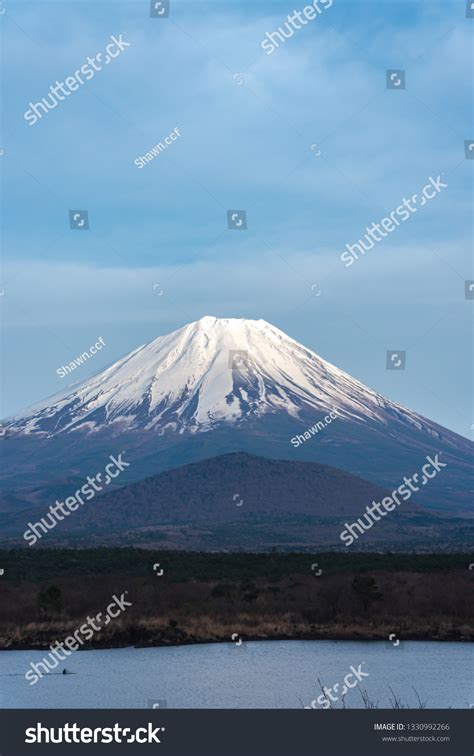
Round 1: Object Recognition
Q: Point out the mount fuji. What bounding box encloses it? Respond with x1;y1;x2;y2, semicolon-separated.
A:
1;316;472;515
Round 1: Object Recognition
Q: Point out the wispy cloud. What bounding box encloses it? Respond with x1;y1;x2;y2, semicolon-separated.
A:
2;0;472;437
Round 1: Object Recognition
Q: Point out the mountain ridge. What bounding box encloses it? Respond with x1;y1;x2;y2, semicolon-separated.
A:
1;316;472;516
3;452;469;551
3;316;465;444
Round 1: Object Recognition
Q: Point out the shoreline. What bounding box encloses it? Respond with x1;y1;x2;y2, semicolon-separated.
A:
2;549;472;653
2;628;472;652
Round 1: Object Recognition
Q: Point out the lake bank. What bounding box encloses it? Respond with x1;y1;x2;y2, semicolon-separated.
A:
1;549;473;650
2;618;472;651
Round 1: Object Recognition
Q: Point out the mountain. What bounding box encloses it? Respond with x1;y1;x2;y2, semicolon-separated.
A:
1;316;473;516
2;316;458;438
3;453;469;551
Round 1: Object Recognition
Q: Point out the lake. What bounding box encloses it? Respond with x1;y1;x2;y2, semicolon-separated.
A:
1;641;472;709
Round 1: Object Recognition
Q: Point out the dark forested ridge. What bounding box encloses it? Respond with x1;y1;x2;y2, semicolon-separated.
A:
2;454;472;550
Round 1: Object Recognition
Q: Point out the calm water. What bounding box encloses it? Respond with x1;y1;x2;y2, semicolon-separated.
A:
1;641;472;709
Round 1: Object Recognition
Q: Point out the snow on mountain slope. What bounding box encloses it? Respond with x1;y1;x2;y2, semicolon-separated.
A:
5;316;446;440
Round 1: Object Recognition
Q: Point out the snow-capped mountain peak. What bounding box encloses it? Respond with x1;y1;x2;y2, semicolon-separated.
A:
5;316;442;439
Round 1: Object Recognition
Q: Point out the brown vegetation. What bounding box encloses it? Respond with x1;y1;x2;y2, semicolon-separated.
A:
1;549;472;649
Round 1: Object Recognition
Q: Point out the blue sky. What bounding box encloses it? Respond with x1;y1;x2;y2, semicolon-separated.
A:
1;0;473;437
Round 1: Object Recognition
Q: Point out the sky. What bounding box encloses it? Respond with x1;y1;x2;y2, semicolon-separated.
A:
1;0;473;437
